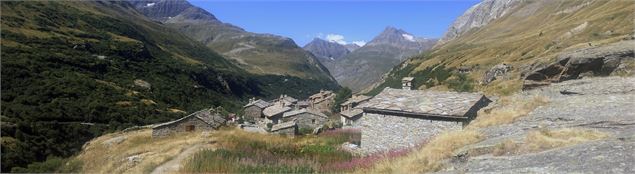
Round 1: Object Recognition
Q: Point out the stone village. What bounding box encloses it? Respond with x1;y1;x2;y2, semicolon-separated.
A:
151;77;490;155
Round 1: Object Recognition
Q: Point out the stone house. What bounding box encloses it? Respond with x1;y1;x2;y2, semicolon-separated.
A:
271;94;298;107
308;90;335;112
263;104;292;124
281;109;328;131
270;121;298;136
243;98;271;123
152;108;226;137
356;77;491;154
339;95;371;127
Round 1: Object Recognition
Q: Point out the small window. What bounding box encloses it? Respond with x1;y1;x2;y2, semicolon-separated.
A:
312;119;316;124
186;125;195;132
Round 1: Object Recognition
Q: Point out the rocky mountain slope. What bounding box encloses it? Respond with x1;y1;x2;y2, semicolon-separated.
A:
302;38;353;72
369;0;634;95
303;38;351;61
436;0;523;46
130;0;335;81
441;76;635;173
0;1;337;172
331;27;437;92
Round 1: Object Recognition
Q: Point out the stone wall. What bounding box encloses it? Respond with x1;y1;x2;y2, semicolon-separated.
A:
243;106;263;123
359;113;462;154
312;98;334;112
152;116;216;137
282;113;327;131
341;115;362;127
272;125;297;136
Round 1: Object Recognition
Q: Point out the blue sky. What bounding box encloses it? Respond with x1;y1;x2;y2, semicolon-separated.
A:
189;0;479;46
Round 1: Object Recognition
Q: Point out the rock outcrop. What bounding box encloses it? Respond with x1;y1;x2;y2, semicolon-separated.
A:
482;63;512;84
436;0;523;46
440;76;635;173
523;41;634;90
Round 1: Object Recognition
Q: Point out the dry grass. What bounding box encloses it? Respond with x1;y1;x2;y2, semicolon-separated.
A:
467;95;549;129
492;128;608;156
73;129;214;173
364;130;483;173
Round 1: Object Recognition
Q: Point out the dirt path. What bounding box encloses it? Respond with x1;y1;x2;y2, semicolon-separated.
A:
150;144;209;174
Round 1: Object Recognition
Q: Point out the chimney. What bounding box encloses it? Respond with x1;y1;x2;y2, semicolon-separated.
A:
402;77;414;90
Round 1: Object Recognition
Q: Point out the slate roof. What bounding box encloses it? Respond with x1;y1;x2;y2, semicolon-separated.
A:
402;77;415;81
297;100;310;106
341;95;372;106
152;109;226;129
263;105;292;117
271;121;297;131
282;96;298;104
282;109;328;118
357;88;489;118
309;90;334;99
340;108;364;118
244;99;271;108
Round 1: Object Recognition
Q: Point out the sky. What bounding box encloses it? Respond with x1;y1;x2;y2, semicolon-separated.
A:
189;0;479;47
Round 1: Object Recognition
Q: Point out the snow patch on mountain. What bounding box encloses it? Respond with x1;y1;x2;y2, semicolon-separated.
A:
402;34;415;42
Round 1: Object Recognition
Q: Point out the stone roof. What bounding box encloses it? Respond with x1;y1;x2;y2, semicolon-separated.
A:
152;108;226;129
282;109;328;118
402;77;414;81
340;108;363;118
310;90;334;99
358;88;489;118
341;95;372;106
271;121;296;131
297;100;310;106
244;99;271;108
282;96;298;103
263;105;292;117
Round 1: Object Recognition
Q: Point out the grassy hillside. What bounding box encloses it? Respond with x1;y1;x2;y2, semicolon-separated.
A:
54;128;361;173
368;0;634;95
0;1;337;172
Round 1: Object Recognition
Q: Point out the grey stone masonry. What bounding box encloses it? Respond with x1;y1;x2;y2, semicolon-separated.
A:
359;112;462;154
356;87;491;155
282;109;328;131
152;108;226;137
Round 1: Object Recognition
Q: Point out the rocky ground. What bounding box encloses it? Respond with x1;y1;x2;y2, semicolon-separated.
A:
440;76;635;173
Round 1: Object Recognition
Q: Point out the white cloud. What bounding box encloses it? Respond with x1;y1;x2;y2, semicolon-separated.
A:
402;34;415;42
352;41;366;46
326;34;347;45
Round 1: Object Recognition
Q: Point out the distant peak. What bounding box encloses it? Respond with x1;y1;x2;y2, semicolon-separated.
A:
379;26;408;36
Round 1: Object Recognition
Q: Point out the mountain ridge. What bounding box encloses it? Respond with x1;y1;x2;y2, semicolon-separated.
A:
130;0;335;81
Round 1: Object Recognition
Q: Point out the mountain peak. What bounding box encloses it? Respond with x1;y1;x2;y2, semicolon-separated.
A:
303;38;351;61
367;27;420;46
130;0;218;22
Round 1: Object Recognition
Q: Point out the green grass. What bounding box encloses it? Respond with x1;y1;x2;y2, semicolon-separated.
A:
182;129;361;173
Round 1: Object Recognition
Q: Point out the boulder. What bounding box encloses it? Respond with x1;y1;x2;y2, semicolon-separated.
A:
523;41;634;90
482;63;512;84
133;79;151;89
